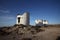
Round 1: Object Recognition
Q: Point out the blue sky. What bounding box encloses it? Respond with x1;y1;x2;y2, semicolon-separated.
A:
0;0;60;26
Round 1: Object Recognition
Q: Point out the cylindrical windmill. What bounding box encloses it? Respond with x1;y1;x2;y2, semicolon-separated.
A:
16;12;30;25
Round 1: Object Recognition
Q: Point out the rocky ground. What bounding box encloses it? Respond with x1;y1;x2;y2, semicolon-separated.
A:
0;25;60;40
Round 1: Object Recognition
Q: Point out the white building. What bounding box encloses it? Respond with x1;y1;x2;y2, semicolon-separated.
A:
35;19;48;26
43;20;48;25
35;19;43;26
16;12;29;25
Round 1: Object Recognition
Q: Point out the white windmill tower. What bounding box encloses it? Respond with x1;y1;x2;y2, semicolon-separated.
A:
16;12;30;25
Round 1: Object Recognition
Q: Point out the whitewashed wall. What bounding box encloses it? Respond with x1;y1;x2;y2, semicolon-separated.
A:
16;12;29;25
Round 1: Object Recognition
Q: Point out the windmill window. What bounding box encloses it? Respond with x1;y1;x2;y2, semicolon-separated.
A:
18;17;20;23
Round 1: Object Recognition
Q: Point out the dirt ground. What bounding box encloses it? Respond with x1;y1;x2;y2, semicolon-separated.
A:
33;27;60;40
0;26;60;40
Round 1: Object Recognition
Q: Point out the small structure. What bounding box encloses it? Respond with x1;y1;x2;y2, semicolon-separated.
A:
43;20;48;26
35;19;43;26
35;19;48;26
16;12;29;25
43;20;48;25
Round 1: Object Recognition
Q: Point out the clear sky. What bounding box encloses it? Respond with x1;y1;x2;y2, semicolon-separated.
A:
0;0;60;26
